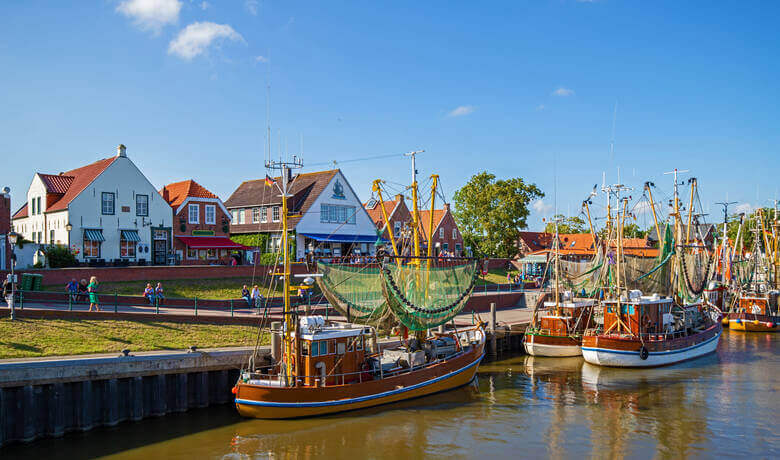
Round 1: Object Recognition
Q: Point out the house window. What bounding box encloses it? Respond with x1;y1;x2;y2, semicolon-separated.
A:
207;248;217;259
231;210;238;223
83;239;100;258
38;231;42;243
268;234;282;252
189;204;199;224
439;228;444;239
101;192;115;215
456;243;462;253
238;209;245;225
252;207;260;224
205;205;216;225
49;230;55;244
120;236;136;258
31;198;35;215
393;221;401;235
443;243;449;251
272;206;280;222
187;247;197;259
261;206;268;223
320;204;356;224
136;194;149;217
452;228;457;239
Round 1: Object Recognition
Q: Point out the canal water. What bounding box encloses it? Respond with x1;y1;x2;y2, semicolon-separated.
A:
4;329;778;459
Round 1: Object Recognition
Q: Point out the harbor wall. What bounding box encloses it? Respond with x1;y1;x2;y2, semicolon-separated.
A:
0;347;266;447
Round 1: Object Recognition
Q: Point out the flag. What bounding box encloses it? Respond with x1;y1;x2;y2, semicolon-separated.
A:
264;175;275;187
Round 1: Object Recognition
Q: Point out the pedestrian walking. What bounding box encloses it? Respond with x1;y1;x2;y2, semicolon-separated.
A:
87;276;100;312
3;275;14;309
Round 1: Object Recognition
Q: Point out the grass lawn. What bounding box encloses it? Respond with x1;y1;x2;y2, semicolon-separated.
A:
0;318;268;359
477;268;522;286
42;277;302;300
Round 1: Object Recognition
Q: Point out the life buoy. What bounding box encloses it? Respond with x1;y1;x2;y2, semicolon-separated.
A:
639;346;649;360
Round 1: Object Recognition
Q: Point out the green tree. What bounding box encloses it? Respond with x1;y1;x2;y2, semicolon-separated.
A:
726;207;777;251
622;223;646;239
544;214;587;234
452;171;544;258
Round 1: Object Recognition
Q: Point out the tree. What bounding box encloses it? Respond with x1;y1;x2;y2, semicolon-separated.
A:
622;223;646;239
726;207;777;252
544;214;587;234
452;171;544;258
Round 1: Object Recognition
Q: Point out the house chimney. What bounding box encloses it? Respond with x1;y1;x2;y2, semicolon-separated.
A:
162;186;170;203
117;144;127;158
395;194;403;202
443;203;450;212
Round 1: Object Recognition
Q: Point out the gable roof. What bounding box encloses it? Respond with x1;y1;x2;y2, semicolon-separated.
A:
39;174;75;194
160;179;220;208
225;169;340;232
364;199;402;229
418;208;447;241
518;231;555;253
12;203;28;219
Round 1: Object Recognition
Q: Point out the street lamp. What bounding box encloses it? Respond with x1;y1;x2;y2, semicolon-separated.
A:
7;231;18;321
65;223;73;251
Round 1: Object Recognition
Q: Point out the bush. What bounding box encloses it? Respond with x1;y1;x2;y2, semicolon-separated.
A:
46;245;79;268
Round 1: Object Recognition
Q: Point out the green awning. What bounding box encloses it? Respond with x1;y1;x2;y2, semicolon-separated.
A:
83;229;105;242
517;254;547;264
121;230;141;242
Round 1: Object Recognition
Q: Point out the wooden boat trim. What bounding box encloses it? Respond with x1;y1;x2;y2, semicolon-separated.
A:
236;350;484;408
582;326;720;356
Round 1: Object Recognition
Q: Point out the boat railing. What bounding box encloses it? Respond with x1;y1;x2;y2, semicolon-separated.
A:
583;328;707;341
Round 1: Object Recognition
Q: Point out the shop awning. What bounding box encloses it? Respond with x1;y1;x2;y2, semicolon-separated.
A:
299;233;385;244
120;230;141;242
517;254;548;264
83;229;105;242
178;236;249;250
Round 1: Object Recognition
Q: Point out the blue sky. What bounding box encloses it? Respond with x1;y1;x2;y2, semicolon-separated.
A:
1;1;778;231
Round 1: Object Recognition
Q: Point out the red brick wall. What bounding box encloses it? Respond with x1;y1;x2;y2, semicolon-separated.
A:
379;201;413;241
172;200;233;265
431;209;464;255
1;194;10;270
2;263;309;286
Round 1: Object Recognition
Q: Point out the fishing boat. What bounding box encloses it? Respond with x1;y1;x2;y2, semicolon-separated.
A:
581;170;722;368
234;153;485;419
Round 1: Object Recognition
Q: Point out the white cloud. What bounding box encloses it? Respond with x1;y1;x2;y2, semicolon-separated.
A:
200;1;209;10
255;55;269;63
552;87;575;97
168;22;245;60
536;104;545;111
447;105;475;117
532;199;553;215
245;0;259;15
116;0;182;34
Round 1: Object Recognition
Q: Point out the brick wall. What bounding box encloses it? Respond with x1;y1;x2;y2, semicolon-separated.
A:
172;200;233;265
1;263;310;286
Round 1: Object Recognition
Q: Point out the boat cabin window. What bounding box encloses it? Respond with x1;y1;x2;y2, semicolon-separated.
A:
311;341;328;357
301;341;310;356
620;305;635;315
337;342;346;355
356;335;363;351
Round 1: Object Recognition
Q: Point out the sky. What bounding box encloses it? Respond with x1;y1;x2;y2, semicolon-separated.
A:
1;0;778;231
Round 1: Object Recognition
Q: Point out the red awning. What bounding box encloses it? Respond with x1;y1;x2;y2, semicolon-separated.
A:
178;236;249;250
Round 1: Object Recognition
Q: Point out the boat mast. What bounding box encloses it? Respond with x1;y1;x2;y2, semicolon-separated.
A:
664;168;689;299
266;155;303;387
427;174;439;269
405;150;425;260
645;182;663;250
716;200;736;283
372;180;399;257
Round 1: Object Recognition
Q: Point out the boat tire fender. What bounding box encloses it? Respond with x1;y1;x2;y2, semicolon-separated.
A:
639;346;649;360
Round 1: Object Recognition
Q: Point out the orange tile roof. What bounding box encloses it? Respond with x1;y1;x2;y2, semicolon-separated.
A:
39;174;75;194
418;209;446;241
364;199;401;228
160;179;219;208
12;203;28;219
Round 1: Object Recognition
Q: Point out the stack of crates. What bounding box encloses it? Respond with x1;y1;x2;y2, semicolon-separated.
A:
20;273;44;291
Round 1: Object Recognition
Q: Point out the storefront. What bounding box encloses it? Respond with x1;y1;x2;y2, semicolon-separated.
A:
177;235;249;264
299;233;383;259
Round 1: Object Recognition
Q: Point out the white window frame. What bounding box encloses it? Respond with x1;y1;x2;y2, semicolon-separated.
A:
231;210;238;223
136;194;149;217
261;206;268;223
205;205;216;225
272;206;280;222
187;247;198;260
452;228;457;239
439;228;444;239
252;207;260;224
188;204;200;224
238;209;245;224
393;221;401;234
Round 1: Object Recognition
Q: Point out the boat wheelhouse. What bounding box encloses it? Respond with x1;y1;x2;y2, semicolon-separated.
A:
728;292;779;332
524;296;595;357
582;291;721;368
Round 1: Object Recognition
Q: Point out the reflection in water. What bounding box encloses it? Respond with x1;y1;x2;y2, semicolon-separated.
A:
2;330;777;459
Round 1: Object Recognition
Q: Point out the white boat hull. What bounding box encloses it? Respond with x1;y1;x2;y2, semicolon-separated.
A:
581;330;721;368
523;335;582;357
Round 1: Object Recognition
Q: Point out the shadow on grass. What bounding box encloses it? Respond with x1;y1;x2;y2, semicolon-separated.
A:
6;342;42;353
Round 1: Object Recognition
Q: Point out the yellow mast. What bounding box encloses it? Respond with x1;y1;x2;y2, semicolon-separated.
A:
405;150;425;261
645;182;663;246
426;175;439;267
372;180;399;257
686;178;696;245
584;200;597;250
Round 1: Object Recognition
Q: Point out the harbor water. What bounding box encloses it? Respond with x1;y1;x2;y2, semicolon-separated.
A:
4;329;778;459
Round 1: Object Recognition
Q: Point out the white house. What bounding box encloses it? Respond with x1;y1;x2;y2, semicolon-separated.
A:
225;169;381;260
12;145;173;265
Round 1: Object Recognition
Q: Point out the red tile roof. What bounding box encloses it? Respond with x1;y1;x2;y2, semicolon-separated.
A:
418;209;446;241
12;203;28;219
39;174;75;194
46;157;117;212
160;179;219;208
364;199;401;228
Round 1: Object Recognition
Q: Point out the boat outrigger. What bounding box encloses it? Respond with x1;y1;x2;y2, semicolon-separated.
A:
234;153;485;418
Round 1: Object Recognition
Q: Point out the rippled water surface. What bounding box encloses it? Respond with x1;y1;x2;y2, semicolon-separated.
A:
5;329;778;459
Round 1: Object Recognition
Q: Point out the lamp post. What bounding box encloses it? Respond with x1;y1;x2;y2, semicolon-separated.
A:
65;223;73;251
7;231;18;321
